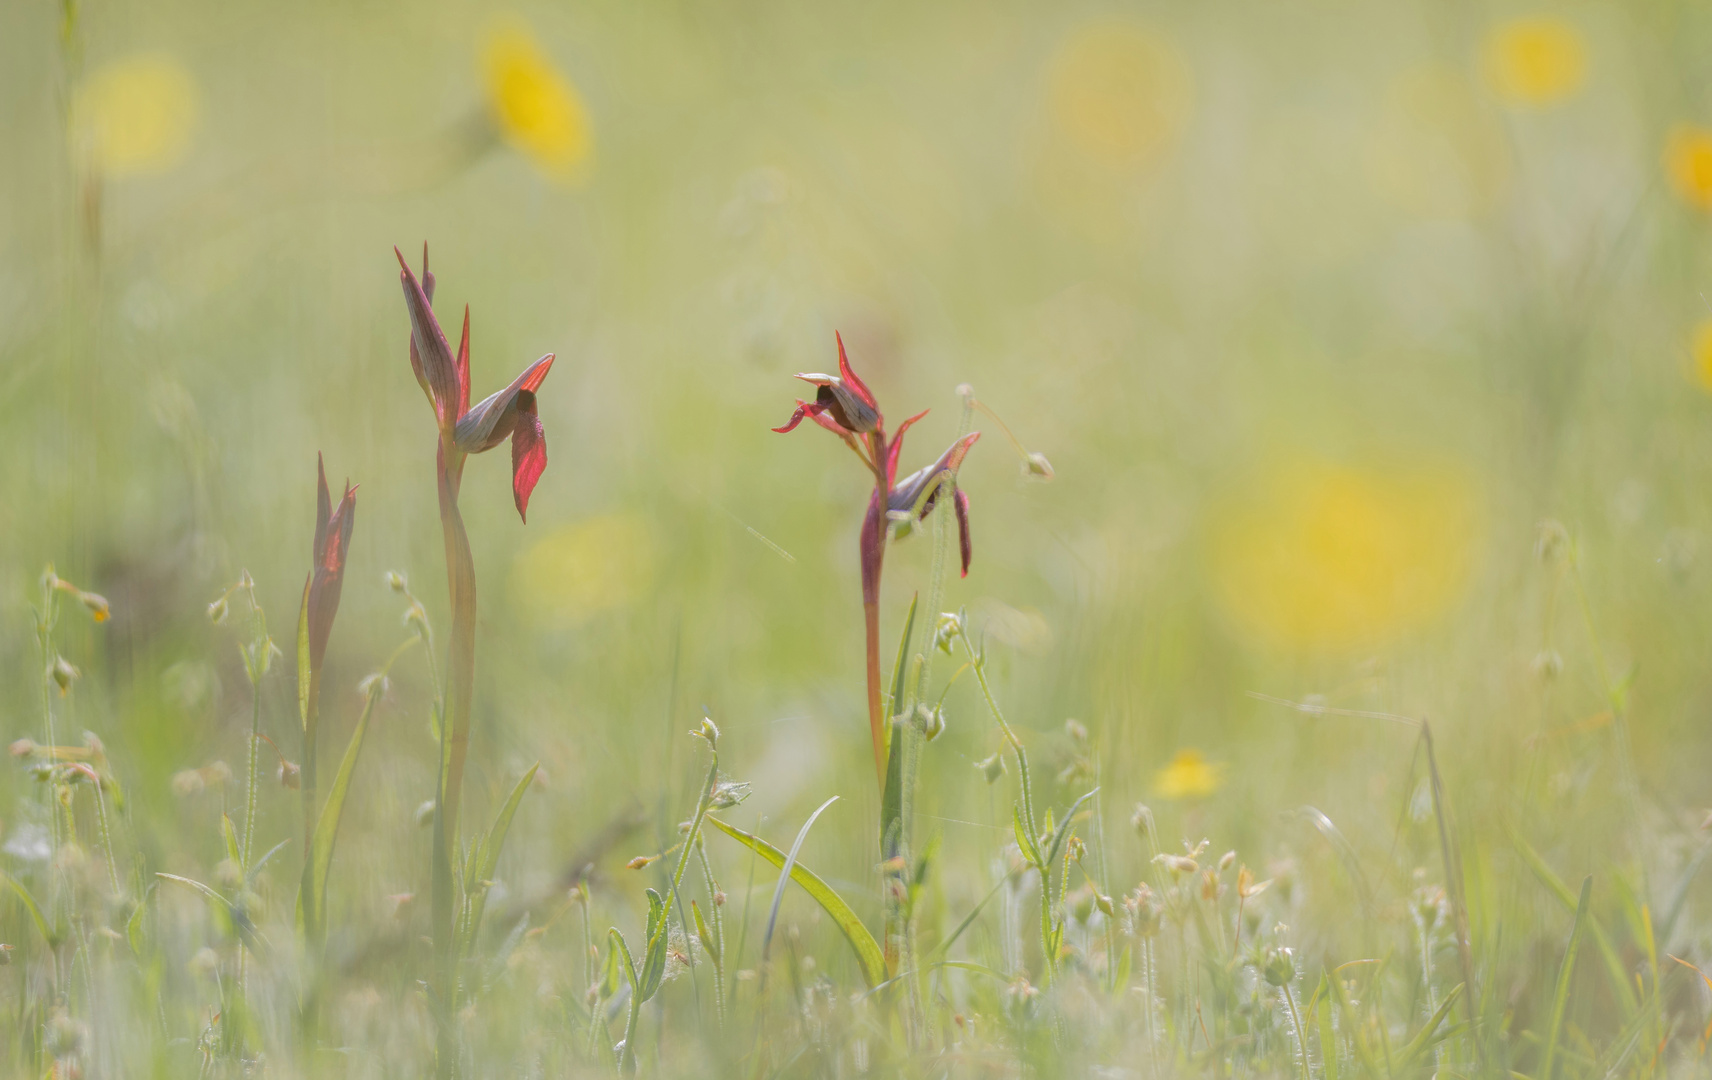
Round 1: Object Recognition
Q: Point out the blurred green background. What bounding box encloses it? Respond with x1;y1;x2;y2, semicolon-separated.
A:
6;0;1712;1072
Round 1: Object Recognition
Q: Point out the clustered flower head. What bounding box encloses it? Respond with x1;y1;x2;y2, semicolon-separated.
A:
396;245;555;521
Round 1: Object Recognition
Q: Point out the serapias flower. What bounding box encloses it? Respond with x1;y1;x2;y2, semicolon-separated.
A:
395;245;555;520
773;332;980;782
304;453;356;679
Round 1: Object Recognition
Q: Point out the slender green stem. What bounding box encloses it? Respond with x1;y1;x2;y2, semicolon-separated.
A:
695;842;726;1024
242;680;261;868
1283;982;1312;1080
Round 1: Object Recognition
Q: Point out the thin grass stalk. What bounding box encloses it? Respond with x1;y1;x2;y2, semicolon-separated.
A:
1419;720;1480;1069
696;842;726;1025
301;666;319;894
1282;981;1311;1080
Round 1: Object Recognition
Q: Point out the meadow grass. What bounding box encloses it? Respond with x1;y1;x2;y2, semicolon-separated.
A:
7;1;1712;1078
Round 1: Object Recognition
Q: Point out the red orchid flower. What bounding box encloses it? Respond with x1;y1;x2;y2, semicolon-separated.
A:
296;452;355;940
304;452;356;681
395;246;555;521
774;333;980;784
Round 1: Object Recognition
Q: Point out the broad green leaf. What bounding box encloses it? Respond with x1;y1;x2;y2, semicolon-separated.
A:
2;871;56;947
705;813;886;988
1539;877;1592;1080
295;575;312;731
598;935;622;1000
459;763;539;959
298;691;376;943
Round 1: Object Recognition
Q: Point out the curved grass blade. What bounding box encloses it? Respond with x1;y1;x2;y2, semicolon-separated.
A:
888;592;919;724
706;810;886;988
298;690;378;942
1295;806;1375;917
1392;982;1463;1073
1510;829;1637;1017
761;798;839;974
460;763;540;959
1539;876;1592;1080
2;871;57;947
1042;788;1099;870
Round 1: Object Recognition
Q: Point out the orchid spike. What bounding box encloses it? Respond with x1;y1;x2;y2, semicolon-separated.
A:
395;244;556;522
305;453;356;676
772;333;980;784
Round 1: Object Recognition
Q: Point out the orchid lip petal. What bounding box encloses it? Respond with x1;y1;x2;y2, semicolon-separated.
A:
454;354;555;454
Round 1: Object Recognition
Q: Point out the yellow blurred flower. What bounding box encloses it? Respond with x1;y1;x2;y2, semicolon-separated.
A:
1664;125;1712;211
483;21;592;182
1368;67;1509;218
1482;18;1587;107
509;513;656;626
1046;20;1191;172
1155;749;1221;800
1210;458;1477;652
1690;320;1712;392
70;55;199;176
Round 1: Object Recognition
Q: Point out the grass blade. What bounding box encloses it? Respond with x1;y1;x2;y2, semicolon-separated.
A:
1393;981;1463;1073
1539;875;1593;1080
706;811;886;988
2;871;56;947
1510;829;1637;1017
760;797;839;976
298;687;377;943
460;763;540;959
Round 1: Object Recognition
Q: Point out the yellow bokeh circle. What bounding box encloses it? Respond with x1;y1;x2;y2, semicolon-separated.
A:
70;55;199;176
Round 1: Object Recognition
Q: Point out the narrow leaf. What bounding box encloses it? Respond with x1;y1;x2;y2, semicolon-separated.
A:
296;575;312;731
705;813;886;988
298;692;376;942
638;888;668;1001
1539;876;1593;1080
222;814;242;871
460;763;539;959
762;798;839;973
1013;805;1042;867
1043;788;1099;870
1511;829;1637;1017
887;592;919;723
2;872;56;947
1392;982;1463;1073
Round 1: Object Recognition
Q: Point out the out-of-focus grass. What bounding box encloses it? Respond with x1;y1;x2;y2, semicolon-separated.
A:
5;0;1712;1076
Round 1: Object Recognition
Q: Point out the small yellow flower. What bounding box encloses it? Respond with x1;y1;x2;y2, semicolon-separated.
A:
1210;457;1477;652
1482;18;1587;107
509;513;656;625
70;55;199;176
1046;20;1191;172
1155;749;1222;801
1665;125;1712;211
1690;319;1712;392
483;21;592;182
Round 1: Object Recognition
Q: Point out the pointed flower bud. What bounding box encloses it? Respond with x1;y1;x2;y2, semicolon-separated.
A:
773;333;883;435
452;353;555;521
304;453;357;681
